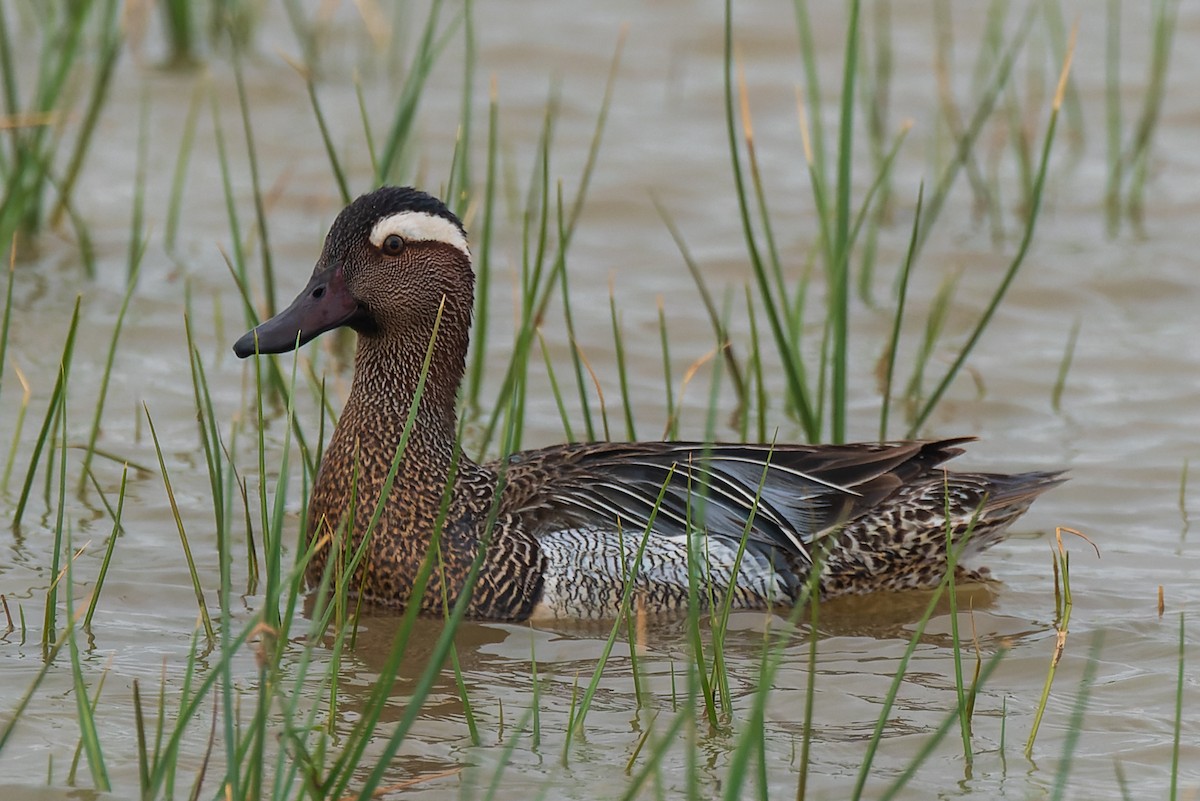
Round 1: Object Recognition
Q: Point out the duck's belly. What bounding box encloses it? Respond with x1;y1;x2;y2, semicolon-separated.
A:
529;528;793;620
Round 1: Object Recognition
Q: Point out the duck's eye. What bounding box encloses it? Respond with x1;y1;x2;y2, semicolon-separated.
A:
381;234;405;256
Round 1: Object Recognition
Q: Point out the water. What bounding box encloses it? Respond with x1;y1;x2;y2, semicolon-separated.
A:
2;1;1199;798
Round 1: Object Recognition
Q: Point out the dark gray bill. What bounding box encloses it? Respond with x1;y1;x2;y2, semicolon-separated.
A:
232;263;362;357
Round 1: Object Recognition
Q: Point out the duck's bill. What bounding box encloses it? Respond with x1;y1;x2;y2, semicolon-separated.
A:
232;264;362;358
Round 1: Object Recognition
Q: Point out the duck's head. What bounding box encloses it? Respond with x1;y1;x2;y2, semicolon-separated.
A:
232;186;473;359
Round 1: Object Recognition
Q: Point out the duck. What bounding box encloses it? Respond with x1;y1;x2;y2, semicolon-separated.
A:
232;186;1064;621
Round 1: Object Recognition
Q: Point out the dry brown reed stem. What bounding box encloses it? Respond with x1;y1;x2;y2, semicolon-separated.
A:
661;347;717;440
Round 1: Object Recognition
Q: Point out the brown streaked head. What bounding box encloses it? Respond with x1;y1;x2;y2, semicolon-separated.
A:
232;186;473;358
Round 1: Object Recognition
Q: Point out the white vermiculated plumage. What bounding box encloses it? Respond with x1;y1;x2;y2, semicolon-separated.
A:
530;528;792;620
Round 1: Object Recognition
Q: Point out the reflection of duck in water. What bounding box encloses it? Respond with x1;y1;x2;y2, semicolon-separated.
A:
234;187;1064;621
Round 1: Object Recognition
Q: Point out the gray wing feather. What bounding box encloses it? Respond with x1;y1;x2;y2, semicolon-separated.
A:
500;439;972;563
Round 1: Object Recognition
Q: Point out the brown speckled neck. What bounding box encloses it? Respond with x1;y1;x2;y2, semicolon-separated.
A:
348;311;468;452
306;270;546;619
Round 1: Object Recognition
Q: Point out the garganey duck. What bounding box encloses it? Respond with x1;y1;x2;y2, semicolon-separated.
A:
233;186;1064;621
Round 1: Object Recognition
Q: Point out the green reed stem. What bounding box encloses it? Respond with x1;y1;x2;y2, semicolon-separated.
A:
0;0;116;244
735;56;788;321
536;330;574;441
160;0;196;66
142;625;256;795
351;372;519;801
83;464;126;629
652;195;746;417
184;314;230;602
1104;0;1122;234
79;244;142;494
481;705;537;801
795;572;819;801
711;450;776;723
477;94;556;453
657;300;676;439
877;651;1008;801
855;0;893;306
1026;535;1073;757
915;4;1034;258
48;0;121;233
230;39;276;318
618;709;691;801
260;339;304;634
564;478;675;762
879;184;922;439
305;70;351;206
724;0;813;439
130;92;151;284
353;75;379;179
826;0;860;443
0;2;16;127
1049;633;1105;801
945;496;988;766
722;564;817;800
65;509;110;792
609;285;637;441
621;555;647;711
1;361;31;493
376;0;447;182
1041;0;1084;151
842;120;910;281
478;35;620;452
853;561;968;799
909;29;1072;435
224;258;314;475
1177;460;1191;537
1169;613;1185;800
66;665;109;787
0;241;13;398
144;404;214;642
1122;0;1178;228
435;439;480;746
447;0;476;207
566;26;625;238
42;379;71;653
0;627;69;753
166;78;203;251
212;95;246;280
791;2;828;186
902;271;956;411
1052;319;1080;413
14;296;80;527
278;0;316;69
558;229;593;442
686;422;720;730
933;1;1008;243
321;307;445;795
465;79;499;410
745;286;766;443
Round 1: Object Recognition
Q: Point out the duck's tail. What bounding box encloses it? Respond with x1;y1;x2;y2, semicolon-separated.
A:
817;469;1067;597
956;470;1068;554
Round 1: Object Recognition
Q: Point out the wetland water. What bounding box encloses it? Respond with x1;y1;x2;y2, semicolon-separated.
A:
2;2;1199;798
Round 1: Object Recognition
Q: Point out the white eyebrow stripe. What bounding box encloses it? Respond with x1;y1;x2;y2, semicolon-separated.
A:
369;211;470;257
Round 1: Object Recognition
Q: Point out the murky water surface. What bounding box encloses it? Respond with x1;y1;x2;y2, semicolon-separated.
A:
3;2;1200;798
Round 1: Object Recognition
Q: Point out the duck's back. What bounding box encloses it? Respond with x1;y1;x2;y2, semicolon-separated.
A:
493;438;1062;619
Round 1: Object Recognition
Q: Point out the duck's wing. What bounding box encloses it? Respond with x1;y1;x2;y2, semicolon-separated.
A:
495;438;973;563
